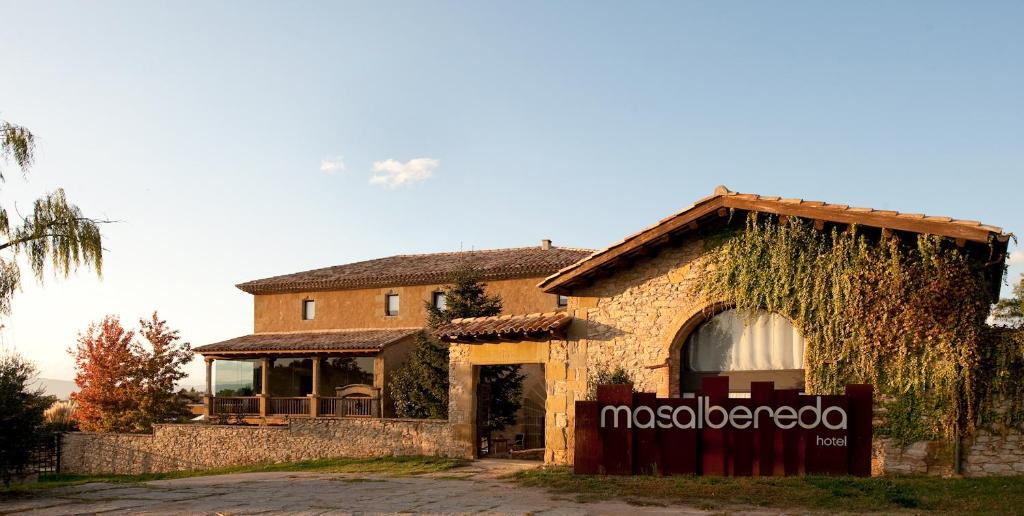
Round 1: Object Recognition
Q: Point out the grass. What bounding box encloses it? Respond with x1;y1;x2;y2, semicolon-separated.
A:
513;467;1024;514
1;455;467;496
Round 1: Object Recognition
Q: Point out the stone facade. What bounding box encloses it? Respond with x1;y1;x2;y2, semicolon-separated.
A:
869;430;1024;477
444;236;1024;476
447;240;718;466
962;430;1024;476
62;418;464;475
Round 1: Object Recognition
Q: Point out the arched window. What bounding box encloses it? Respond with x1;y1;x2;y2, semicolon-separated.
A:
682;308;805;393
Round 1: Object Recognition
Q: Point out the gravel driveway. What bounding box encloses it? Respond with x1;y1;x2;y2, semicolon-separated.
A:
0;461;722;515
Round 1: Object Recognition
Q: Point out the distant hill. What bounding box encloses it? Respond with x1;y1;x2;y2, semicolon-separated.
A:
35;378;77;399
30;378;204;400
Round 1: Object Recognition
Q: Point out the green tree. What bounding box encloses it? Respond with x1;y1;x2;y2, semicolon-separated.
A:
0;351;52;486
391;266;525;427
477;365;526;432
0;120;105;314
136;312;194;429
992;274;1024;328
425;265;503;327
389;331;451;419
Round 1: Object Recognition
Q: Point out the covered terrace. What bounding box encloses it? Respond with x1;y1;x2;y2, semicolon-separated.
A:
194;328;420;420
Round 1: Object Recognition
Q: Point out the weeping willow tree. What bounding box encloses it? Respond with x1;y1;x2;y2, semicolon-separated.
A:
0;120;105;313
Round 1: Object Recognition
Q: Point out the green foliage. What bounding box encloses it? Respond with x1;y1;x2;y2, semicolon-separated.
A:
0;351;51;486
992;274;1024;328
389;332;451;419
701;214;1009;443
586;365;634;400
977;327;1024;427
0;120;105;315
425;265;503;328
477;365;525;432
392;266;523;422
1;121;35;178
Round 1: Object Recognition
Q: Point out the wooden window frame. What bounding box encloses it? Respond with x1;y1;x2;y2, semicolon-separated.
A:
301;299;315;321
385;293;400;316
431;291;446;310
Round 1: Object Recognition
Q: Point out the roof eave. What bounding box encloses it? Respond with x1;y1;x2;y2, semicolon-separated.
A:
540;194;1011;296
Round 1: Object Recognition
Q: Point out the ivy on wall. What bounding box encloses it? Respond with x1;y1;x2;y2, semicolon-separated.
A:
700;213;1020;443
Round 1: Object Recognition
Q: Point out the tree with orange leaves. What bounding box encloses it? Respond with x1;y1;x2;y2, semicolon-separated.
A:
69;312;193;433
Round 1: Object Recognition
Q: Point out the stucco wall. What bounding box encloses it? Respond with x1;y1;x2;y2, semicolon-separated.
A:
253;277;564;333
62;419;464;475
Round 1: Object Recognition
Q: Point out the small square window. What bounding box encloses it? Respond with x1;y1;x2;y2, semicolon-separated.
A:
302;299;315;320
386;294;400;316
556;294;569;308
432;291;447;311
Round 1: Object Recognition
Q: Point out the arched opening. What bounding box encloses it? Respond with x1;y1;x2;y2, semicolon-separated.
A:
678;308;806;395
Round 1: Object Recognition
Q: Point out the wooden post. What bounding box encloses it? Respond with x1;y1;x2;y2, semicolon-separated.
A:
259;357;270;417
204;358;214;418
310;357;320;417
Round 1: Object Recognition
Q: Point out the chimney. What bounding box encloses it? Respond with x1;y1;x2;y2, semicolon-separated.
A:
541;239;552;250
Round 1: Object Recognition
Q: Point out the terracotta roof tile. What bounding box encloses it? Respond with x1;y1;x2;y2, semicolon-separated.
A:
539;186;1010;294
194;328;422;354
434;312;572;342
237;246;594;295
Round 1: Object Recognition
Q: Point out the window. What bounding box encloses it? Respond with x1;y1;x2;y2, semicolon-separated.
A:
320;356;375;393
556;294;569;308
432;291;447;311
302;299;315;320
682;308;805;393
267;357;314;397
385;294;400;316
214;359;262;396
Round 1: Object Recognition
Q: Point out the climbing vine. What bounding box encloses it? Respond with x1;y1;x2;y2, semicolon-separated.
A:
700;213;1020;443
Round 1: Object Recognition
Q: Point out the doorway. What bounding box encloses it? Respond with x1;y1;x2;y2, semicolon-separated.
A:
475;363;546;460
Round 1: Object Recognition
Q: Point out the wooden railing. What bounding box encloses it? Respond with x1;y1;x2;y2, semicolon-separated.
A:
211;395;379;418
269;397;310;416
212;396;259;415
318;396;377;417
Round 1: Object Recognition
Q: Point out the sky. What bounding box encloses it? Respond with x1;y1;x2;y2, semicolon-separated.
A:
0;1;1021;386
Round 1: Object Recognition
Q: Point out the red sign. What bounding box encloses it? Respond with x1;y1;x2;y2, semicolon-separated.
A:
574;377;872;476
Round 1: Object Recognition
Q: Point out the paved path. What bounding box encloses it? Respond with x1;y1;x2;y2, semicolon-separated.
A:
0;461;757;515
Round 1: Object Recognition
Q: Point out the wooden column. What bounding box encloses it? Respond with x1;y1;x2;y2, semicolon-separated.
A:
259;357;270;417
310;357;320;417
203;358;214;418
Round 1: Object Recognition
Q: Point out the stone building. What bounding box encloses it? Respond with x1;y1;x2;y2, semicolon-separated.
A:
435;186;1013;468
69;186;1020;477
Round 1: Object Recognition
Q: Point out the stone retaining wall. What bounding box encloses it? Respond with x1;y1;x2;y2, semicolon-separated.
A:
872;429;1024;477
62;418;463;475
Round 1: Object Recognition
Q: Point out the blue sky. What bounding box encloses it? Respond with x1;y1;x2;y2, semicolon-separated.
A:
1;1;1021;384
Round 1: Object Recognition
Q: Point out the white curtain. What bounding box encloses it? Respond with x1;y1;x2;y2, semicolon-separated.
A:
685;309;805;372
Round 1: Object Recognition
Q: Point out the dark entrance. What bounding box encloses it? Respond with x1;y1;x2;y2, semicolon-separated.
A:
475;363;545;460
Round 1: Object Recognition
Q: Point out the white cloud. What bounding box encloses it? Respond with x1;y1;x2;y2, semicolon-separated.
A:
1008;250;1024;267
320;157;346;175
369;158;438;188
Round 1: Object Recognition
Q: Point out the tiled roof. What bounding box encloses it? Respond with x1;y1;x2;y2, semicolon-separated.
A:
434;312;572;342
237;246;594;295
539;186;1011;295
194;328;422;355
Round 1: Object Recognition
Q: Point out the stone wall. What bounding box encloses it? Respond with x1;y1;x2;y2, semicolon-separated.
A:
62;418;463;475
871;430;1024;477
444;235;1024;475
